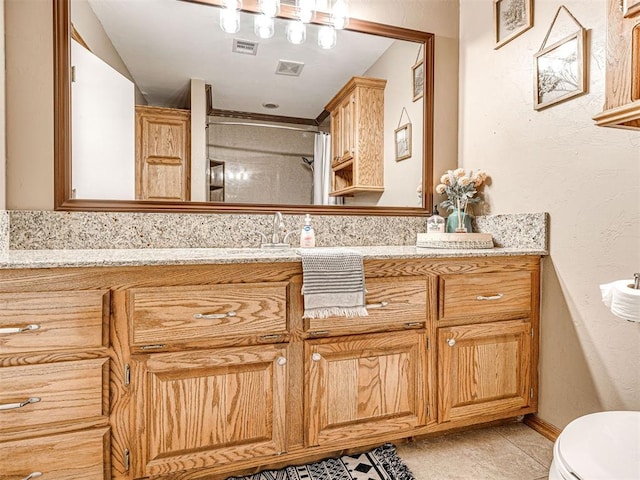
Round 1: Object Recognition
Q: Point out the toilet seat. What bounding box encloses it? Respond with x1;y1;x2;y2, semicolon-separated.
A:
552;411;640;480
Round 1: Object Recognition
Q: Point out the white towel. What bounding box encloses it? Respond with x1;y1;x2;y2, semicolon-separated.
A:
299;248;368;319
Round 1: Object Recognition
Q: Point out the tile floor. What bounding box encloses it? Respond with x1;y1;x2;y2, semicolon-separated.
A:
396;422;554;480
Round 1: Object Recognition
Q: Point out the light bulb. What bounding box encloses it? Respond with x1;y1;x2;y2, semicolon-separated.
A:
331;0;349;30
259;0;280;18
286;20;306;45
318;25;336;49
219;8;240;33
221;0;242;10
254;14;274;39
296;0;315;23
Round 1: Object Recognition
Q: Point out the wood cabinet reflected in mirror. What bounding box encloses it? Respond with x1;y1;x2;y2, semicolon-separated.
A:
55;0;434;215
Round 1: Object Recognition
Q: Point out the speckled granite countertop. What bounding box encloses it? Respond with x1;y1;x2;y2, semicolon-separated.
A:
0;246;546;269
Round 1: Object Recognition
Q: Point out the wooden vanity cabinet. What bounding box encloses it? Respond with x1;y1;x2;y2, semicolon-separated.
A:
305;331;428;447
0;256;540;480
0;285;111;479
129;344;288;478
325;76;386;196
436;266;539;425
594;0;640;129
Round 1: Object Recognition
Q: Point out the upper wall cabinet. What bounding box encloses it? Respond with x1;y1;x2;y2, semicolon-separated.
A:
325;77;387;196
594;0;640;129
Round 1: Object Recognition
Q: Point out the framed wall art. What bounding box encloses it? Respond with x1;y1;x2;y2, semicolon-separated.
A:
394;123;411;161
494;0;534;49
412;60;424;101
623;0;640;18
534;6;587;111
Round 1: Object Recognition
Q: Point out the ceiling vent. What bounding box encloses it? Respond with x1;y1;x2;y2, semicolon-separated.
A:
232;39;258;55
275;60;305;76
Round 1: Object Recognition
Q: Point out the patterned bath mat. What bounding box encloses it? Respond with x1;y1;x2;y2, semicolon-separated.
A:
227;444;414;480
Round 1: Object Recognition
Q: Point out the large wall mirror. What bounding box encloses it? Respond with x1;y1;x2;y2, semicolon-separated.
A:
54;0;434;215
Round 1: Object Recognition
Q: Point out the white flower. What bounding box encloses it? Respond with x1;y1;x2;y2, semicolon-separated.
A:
453;168;465;178
435;183;446;194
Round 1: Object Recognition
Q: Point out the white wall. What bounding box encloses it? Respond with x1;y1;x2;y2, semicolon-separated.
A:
459;0;640;428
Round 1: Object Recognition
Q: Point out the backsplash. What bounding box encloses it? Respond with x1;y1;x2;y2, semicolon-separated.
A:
4;210;548;251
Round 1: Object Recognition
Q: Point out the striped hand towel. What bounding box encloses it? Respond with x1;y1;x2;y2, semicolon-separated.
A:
299;248;368;319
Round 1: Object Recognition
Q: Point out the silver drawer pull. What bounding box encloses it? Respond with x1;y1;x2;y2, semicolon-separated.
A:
259;334;284;342
140;344;166;350
193;311;237;320
476;293;504;301
311;353;322;362
0;397;41;411
446;338;456;347
403;322;423;329
22;473;43;480
277;356;287;366
0;324;40;334
366;301;389;309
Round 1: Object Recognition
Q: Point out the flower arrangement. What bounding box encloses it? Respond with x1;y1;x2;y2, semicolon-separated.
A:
435;168;488;232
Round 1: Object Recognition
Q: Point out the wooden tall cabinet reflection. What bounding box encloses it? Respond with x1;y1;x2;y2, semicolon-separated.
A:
594;0;640;129
325;77;386;196
135;106;191;200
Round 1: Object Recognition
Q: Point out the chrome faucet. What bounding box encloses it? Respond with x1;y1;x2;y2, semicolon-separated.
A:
272;211;285;244
256;212;295;248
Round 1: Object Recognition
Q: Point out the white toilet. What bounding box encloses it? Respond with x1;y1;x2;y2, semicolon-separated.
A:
549;410;640;479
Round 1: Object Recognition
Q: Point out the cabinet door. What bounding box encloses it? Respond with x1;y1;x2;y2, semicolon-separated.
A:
131;344;287;478
339;94;355;162
135;106;191;201
438;320;531;423
305;331;427;447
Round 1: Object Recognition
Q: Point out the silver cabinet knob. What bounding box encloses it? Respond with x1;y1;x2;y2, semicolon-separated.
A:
311;353;322;362
277;356;287;366
446;338;456;347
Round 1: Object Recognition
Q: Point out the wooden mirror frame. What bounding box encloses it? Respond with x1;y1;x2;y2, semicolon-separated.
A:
54;0;434;215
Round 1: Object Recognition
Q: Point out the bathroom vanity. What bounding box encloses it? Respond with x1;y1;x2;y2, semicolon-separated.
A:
0;248;540;480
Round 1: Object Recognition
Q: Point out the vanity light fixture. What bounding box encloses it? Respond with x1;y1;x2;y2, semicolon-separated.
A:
331;0;349;30
220;7;241;33
222;0;243;10
318;25;337;49
254;14;275;38
219;0;346;48
286;20;306;44
296;0;316;23
259;0;281;18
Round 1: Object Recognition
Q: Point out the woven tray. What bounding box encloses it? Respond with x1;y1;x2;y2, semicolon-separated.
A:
416;232;494;249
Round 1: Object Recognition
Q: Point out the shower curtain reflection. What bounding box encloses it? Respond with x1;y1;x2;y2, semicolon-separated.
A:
313;133;343;205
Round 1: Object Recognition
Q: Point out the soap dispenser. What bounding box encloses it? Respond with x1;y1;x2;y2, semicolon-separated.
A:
300;214;316;247
427;205;445;233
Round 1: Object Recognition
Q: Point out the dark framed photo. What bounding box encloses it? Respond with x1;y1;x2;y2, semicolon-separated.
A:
494;0;533;49
534;30;587;110
412;60;424;102
394;123;411;161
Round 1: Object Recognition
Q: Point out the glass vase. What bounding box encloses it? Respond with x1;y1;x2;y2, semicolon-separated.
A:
446;208;473;233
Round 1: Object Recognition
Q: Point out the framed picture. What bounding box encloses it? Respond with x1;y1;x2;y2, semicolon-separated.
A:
623;0;640;17
534;30;587;110
394;123;411;161
412;60;424;102
494;0;533;49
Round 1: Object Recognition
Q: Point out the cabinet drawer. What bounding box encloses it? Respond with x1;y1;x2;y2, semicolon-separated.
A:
129;282;288;346
0;290;109;354
305;277;427;336
0;426;109;480
0;358;108;433
439;271;532;323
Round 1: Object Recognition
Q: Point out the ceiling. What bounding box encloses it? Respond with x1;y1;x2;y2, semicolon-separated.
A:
84;0;396;120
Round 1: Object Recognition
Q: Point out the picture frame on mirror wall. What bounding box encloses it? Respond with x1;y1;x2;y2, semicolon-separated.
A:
412;60;424;102
533;6;587;111
394;123;412;161
623;0;640;17
494;0;534;49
